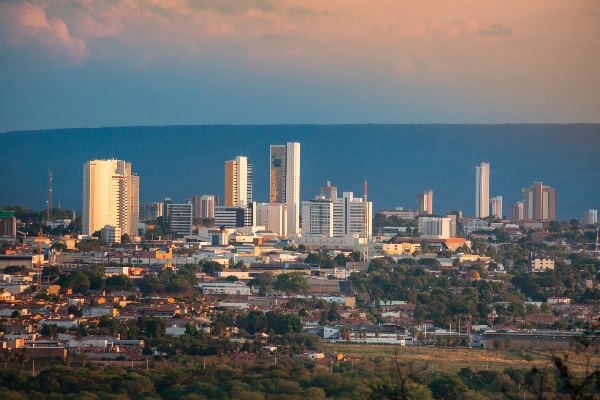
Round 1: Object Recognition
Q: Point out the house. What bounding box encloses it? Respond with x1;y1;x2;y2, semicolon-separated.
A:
547;297;571;305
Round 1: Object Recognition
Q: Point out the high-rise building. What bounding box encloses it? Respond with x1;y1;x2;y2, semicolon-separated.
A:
320;181;338;200
270;142;300;234
82;159;139;237
490;196;503;219
214;202;256;229
224;156;252;207
301;197;334;236
584;209;598;225
417;189;433;215
255;203;288;236
302;191;371;239
475;162;490;218
166;201;193;235
0;210;16;239
190;195;202;219
190;195;216;219
510;202;524;223
140;202;163;221
418;217;452;239
333;192;372;238
523;182;556;221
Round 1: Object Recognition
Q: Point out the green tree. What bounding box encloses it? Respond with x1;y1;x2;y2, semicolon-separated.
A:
304;253;335;268
273;272;309;295
63;271;91;293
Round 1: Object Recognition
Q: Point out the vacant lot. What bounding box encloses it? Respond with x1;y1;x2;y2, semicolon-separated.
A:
320;343;599;374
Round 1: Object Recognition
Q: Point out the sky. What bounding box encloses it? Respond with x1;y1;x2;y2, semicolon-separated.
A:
0;0;599;132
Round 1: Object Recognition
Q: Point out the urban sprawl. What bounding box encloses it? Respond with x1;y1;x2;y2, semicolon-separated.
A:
0;142;599;366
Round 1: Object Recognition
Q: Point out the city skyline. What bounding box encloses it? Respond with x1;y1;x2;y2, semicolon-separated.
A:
1;125;599;221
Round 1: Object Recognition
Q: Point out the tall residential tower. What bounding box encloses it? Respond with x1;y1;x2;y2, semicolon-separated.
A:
224;156;252;208
475;162;490;218
82;159;139;237
523;182;556;221
270;142;300;234
418;189;433;215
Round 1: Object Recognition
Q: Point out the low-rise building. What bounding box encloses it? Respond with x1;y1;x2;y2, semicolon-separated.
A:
529;252;555;272
197;281;251;295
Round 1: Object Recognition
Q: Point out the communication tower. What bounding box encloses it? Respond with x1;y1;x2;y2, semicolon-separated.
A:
47;170;53;221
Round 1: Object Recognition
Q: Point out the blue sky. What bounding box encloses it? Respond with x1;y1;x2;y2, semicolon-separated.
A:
1;1;599;132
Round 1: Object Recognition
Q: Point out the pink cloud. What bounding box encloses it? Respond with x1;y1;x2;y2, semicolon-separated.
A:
0;2;87;63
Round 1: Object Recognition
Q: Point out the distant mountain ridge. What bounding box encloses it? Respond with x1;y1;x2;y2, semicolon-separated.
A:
1;124;599;220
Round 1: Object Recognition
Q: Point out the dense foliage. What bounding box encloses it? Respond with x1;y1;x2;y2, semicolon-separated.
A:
0;351;598;399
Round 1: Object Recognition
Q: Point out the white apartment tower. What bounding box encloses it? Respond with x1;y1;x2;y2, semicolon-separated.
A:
255;203;288;236
418;189;433;215
418;217;452;239
83;159;139;237
475;162;490;218
333;192;372;238
301;197;334;237
270;142;300;235
301;190;372;239
490;196;503;219
225;156;252;207
584;209;598;225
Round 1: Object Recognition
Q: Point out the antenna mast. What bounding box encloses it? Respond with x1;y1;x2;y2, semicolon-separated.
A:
47;170;53;221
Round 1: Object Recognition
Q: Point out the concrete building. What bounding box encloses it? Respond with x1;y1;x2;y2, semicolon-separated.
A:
523;182;556;221
446;214;458;238
510;202;524;223
490;196;503;219
381;242;421;256
224;156;252;207
302;191;372;239
301;197;334;236
529;252;555;272
270;142;300;235
82;159;139;237
294;234;367;251
417;189;433;215
197;281;251;295
333;192;372;239
475;162;490;218
44;219;72;230
584;209;598;225
380;208;419;219
0;211;16;239
166;202;193;235
255;202;287;236
139;202;163;221
214;203;256;229
191;195;216;219
320;181;337;200
418;217;452;239
100;225;122;245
